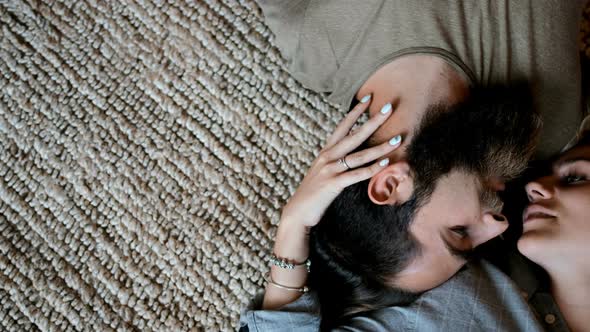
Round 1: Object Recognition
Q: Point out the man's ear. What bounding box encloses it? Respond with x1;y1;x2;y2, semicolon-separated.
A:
368;161;414;205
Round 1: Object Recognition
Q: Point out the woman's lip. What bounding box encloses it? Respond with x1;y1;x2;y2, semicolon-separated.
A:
523;205;557;223
524;213;555;224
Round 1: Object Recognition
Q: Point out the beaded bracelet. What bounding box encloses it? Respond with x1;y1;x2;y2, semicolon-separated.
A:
269;254;311;272
265;273;309;293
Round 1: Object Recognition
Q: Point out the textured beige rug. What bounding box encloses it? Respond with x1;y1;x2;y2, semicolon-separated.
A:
0;1;589;331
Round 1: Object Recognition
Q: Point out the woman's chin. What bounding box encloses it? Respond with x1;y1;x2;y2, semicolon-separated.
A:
516;232;549;264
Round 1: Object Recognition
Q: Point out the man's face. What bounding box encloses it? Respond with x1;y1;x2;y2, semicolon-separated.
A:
391;90;540;291
394;171;508;290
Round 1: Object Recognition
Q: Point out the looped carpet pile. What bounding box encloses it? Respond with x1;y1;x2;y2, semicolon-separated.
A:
0;1;589;331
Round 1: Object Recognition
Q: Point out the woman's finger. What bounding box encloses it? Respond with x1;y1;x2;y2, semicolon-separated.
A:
336;157;392;187
324;95;372;149
328;134;402;173
323;102;393;160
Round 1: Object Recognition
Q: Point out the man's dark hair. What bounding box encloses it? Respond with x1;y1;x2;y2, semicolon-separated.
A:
308;164;429;331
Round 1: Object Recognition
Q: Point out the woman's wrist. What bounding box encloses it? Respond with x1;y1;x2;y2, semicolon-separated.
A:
273;217;311;264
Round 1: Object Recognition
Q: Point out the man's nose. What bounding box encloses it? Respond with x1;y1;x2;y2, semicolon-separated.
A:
473;213;509;247
525;178;554;202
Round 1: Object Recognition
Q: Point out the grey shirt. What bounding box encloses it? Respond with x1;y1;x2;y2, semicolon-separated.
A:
258;0;585;159
239;258;569;331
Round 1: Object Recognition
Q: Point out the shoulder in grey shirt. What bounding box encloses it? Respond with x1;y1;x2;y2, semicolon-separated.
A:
240;258;568;331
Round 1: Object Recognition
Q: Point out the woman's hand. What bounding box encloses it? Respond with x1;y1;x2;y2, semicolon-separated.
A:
263;96;402;310
280;96;402;228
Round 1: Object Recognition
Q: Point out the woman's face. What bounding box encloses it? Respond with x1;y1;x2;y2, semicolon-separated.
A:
518;142;590;268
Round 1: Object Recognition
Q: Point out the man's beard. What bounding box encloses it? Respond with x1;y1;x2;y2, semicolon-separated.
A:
405;85;542;212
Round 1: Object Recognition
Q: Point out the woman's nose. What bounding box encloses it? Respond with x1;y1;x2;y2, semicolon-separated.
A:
525;179;554;202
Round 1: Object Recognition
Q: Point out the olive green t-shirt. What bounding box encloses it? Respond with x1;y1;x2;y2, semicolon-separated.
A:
258;0;586;159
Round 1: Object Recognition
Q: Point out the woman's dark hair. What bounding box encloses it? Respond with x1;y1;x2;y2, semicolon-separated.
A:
308;175;428;331
578;131;590;146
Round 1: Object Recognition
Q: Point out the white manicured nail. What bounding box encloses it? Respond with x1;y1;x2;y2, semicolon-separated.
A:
361;94;371;103
379;158;389;167
389;135;402;146
380;103;392;114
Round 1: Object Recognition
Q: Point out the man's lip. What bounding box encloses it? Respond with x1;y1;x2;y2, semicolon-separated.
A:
523;205;557;223
487;177;506;192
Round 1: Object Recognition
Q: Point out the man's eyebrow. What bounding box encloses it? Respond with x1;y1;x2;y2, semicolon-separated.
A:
440;233;475;262
553;157;590;170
